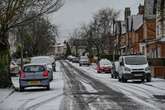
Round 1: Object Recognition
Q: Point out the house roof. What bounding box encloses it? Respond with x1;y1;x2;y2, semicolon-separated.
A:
160;37;165;42
115;15;143;36
127;15;143;32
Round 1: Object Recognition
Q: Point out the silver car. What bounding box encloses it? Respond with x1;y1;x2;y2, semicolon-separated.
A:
79;56;90;66
19;63;50;91
31;56;54;81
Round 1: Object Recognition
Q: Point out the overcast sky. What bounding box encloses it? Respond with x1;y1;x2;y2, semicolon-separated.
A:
49;0;144;43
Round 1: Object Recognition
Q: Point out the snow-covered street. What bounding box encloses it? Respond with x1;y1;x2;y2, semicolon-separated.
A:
0;60;165;110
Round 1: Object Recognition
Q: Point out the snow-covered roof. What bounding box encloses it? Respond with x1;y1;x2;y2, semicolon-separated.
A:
115;15;143;35
160;37;165;42
127;15;143;32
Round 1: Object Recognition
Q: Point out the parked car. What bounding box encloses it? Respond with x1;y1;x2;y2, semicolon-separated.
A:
67;55;74;61
31;56;54;81
96;59;112;73
72;57;79;63
79;56;90;66
111;61;119;78
118;55;151;82
10;61;20;76
19;63;50;91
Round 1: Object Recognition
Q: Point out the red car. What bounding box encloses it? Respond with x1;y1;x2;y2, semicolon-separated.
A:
96;59;112;73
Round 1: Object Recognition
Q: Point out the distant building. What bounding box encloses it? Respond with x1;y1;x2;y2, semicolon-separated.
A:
54;43;66;57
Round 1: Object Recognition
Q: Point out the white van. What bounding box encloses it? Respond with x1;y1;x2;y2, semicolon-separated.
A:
118;55;151;82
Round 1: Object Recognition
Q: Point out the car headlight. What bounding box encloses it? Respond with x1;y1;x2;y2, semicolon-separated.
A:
145;67;151;71
125;67;131;72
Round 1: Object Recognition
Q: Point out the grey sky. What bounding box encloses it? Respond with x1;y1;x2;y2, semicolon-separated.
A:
49;0;144;43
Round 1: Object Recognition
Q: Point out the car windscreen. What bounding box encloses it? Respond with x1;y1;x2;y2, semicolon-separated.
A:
24;65;45;72
125;57;147;65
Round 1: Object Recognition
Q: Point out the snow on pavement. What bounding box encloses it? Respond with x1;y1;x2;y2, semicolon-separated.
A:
0;62;64;110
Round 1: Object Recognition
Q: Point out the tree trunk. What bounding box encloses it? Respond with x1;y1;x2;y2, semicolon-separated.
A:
0;32;12;88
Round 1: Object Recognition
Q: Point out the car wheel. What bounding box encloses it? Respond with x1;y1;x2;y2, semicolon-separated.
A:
118;76;121;82
141;78;145;82
114;75;118;79
146;76;151;82
121;76;127;83
46;84;50;90
111;74;113;78
20;86;24;92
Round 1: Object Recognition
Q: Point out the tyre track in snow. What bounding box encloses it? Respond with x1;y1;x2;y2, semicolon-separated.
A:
74;61;165;110
60;61;90;110
61;61;115;110
92;64;165;109
63;60;154;110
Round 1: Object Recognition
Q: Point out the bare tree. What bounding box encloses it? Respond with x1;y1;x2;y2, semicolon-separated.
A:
93;8;120;55
0;0;63;87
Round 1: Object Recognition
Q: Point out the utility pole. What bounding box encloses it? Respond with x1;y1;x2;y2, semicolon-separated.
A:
112;18;115;61
126;17;129;55
18;28;24;70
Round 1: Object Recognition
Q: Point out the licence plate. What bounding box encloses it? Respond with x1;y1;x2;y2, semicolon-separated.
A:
28;81;40;85
134;74;143;77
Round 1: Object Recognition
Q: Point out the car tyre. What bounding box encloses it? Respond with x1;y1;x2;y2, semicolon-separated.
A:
118;76;121;82
111;74;113;78
46;84;50;90
20;86;24;92
141;78;145;82
146;76;151;82
114;75;118;79
121;76;127;83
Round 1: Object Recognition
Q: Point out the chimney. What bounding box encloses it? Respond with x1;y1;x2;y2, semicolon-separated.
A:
125;7;131;20
138;4;144;15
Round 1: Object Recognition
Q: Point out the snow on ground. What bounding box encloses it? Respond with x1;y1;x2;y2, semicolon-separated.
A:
0;89;14;104
0;62;64;110
69;61;165;110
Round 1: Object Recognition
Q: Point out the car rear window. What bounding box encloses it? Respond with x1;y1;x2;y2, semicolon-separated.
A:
24;65;45;72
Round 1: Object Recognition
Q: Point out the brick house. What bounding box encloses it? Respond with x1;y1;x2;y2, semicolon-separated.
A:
156;0;165;58
114;20;127;55
115;7;144;55
142;0;157;58
127;15;144;54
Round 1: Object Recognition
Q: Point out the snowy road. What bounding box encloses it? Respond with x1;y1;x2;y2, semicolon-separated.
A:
0;60;165;110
